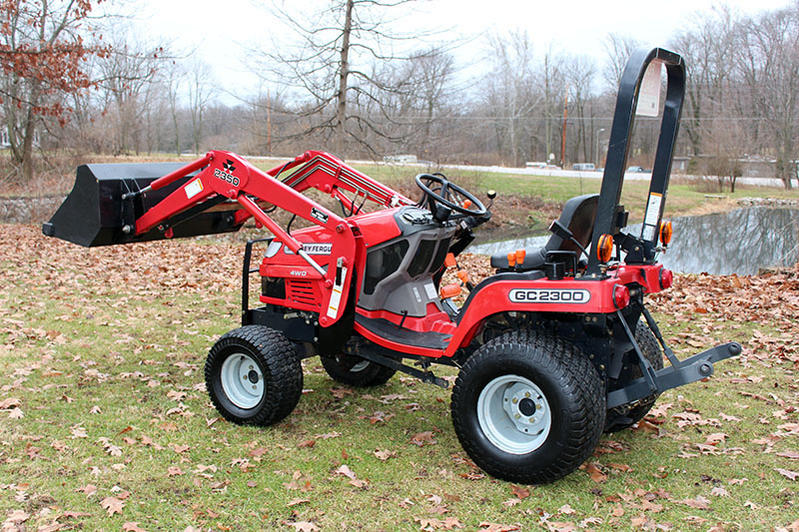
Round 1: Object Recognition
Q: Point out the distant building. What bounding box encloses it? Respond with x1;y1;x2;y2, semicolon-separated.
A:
0;128;40;149
383;154;418;164
673;155;797;178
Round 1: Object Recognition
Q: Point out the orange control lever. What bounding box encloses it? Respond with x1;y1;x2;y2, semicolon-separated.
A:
507;252;517;267
440;283;462;299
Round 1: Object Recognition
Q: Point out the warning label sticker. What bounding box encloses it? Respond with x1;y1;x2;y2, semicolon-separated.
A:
326;264;347;319
637;60;663;117
185;178;203;199
642;192;662;241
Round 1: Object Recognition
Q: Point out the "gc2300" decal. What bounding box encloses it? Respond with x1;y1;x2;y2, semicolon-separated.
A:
509;288;591;304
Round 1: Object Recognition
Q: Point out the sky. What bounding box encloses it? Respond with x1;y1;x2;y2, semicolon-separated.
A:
130;0;793;105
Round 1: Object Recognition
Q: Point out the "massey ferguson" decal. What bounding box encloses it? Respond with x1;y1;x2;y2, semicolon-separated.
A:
509;288;591;304
284;243;332;256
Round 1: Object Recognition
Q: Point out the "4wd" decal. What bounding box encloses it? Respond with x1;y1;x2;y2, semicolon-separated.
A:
509;288;591;304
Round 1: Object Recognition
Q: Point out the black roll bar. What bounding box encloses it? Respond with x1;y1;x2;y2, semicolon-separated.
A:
586;48;686;276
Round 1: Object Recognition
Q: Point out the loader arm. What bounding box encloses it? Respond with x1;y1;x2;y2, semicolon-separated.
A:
274;150;414;210
104;150;394;328
43;149;415;326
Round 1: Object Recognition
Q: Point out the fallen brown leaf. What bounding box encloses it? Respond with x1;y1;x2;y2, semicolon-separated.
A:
75;484;97;496
410;431;436;446
478;523;520;532
286;498;309;507
0;397;21;409
284;521;320;532
510;484;530;499
584;462;607;483
776;468;799;481
100;496;125;516
679;495;711;510
374;449;396;461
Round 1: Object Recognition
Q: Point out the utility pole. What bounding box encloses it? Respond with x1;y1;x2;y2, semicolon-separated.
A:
560;91;568;168
266;89;272;156
594;128;605;167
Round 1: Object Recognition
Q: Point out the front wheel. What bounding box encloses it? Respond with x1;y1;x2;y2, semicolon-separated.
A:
205;326;303;426
451;329;605;484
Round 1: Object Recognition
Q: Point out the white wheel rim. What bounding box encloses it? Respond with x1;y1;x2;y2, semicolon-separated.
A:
220;353;264;409
477;374;552;454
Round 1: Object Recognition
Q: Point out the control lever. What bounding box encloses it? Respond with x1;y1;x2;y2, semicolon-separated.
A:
486;190;496;210
549;219;589;259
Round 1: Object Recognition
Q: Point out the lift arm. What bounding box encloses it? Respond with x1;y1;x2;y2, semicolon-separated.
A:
123;150;412;327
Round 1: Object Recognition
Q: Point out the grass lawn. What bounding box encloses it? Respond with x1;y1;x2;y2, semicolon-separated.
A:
1;225;798;531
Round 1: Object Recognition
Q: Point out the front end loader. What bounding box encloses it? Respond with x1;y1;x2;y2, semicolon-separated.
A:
43;47;741;484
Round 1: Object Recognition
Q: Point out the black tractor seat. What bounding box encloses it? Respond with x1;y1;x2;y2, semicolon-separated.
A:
490;194;599;271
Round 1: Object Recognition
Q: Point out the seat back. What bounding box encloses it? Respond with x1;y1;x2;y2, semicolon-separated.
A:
489;193;600;271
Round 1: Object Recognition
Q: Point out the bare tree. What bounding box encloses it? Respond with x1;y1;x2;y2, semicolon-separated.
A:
165;62;184;155
187;61;215;154
482;31;540;166
563;55;596;163
97;35;166;154
371;46;458;159
257;0;443;157
540;46;566;163
0;0;108;182
400;48;457;158
671;6;739;157
735;7;799;189
603;33;640;89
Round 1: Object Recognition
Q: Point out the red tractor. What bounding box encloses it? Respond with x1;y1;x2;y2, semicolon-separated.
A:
44;48;740;483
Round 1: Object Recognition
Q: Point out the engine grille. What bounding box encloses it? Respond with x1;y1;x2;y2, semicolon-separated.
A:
286;279;318;308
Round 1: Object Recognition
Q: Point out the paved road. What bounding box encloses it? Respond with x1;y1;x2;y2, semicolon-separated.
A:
245;155;798;188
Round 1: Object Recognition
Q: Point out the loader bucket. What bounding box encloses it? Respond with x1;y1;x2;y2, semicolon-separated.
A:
42;162;243;247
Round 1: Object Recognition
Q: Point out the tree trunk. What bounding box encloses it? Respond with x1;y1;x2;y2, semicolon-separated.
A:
334;0;354;157
782;134;794;189
172;108;180;155
20;106;36;182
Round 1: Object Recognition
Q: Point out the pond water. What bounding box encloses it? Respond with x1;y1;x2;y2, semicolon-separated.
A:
468;207;799;275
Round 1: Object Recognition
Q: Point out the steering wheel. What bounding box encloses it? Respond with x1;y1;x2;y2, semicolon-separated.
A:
415;173;487;221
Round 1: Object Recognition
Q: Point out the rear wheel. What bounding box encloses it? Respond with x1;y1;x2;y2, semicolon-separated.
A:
320;353;396;387
205;326;303;426
451;329;605;484
604;321;664;432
